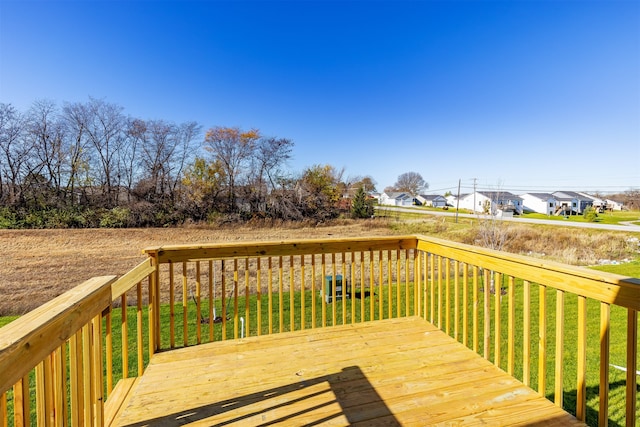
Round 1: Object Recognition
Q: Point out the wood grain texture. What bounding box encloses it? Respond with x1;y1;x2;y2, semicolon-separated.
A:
112;317;585;426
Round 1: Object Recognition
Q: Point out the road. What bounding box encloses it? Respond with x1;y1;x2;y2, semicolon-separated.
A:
375;206;640;233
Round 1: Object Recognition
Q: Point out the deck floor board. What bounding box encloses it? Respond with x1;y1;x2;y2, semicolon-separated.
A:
113;317;585;426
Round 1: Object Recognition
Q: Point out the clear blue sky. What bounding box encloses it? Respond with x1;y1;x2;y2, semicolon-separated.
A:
1;0;638;194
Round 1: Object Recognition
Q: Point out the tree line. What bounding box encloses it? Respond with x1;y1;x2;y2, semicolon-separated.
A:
0;98;377;228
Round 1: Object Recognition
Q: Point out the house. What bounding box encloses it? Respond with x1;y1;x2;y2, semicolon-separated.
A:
578;192;607;212
457;191;523;215
521;193;557;215
379;192;414;207
552;191;593;214
415;194;448;208
606;198;624;211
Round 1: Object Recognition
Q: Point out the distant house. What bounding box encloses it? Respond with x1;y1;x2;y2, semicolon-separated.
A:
552;191;592;214
606;198;624;211
457;191;523;215
379;192;414;207
521;193;557;215
415;194;448;208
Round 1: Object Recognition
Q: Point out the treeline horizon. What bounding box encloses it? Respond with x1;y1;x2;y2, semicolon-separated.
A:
0;98;376;228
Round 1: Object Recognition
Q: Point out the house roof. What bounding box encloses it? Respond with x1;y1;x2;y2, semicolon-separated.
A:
477;191;522;200
522;192;556;200
417;194;446;201
383;192;412;200
553;191;592;201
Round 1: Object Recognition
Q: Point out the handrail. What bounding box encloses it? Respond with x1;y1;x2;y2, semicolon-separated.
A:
143;235;419;262
416;234;640;310
0;276;115;394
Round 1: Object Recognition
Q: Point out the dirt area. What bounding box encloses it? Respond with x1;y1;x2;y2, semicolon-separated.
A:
0;221;394;315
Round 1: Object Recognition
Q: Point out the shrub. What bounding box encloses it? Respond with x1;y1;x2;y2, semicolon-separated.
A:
100;207;132;228
583;206;598;222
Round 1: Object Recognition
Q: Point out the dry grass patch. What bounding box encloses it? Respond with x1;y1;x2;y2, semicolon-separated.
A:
0;220;394;315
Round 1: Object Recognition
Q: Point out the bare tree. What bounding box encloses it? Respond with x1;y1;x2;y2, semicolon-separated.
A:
247;136;293;213
391;171;428;195
203;126;260;212
0;103;28;205
26;100;67;204
82;97;126;206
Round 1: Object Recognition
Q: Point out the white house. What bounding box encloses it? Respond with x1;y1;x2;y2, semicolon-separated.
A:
521;193;557;215
379;192;414;207
457;191;524;215
606;198;624;211
552;191;592;214
415;194;448;208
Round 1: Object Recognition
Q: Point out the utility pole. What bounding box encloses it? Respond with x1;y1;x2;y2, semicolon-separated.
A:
473;178;477;214
455;179;461;223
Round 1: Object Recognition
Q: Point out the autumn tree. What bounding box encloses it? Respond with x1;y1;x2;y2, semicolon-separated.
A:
180;157;226;220
296;164;341;220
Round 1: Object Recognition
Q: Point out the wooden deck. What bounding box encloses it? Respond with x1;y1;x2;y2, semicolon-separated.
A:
110;317;585;426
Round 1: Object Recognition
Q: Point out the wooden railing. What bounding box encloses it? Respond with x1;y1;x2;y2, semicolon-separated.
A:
0;235;638;426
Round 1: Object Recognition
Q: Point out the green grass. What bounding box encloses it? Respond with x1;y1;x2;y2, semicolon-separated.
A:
523;210;640;225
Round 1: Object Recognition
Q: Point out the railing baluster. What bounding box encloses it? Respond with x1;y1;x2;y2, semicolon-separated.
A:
538;284;547;396
0;391;6;427
14;375;30;426
554;289;565;407
256;258;262;335
290;256;295;331
523;280;531;387
342;252;347;325
446;258;453;334
377;251;383;321
507;276;515;376
182;261;188;347
208;260;214;342
577;295;587;421
121;293;129;379
222;260;227;339
363;252;368;323
405;250;410;317
473;265;479;354
311;255;316;329
234;259;239;339
36;361;46;424
438;256;443;328
462;262;468;347
196;261;202;344
454;260;459;341
105;305;113;395
268;258;273;335
387;251;392;320
136;281;143;376
278;257;284;333
484;269;490;360
300;256;305;330
91;315;104;427
626;309;638;427
495;272;502;367
321;254;327;328
599;302;610;425
332;253;337;325
169;262;175;349
352;252;357;324
245;258;250;337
